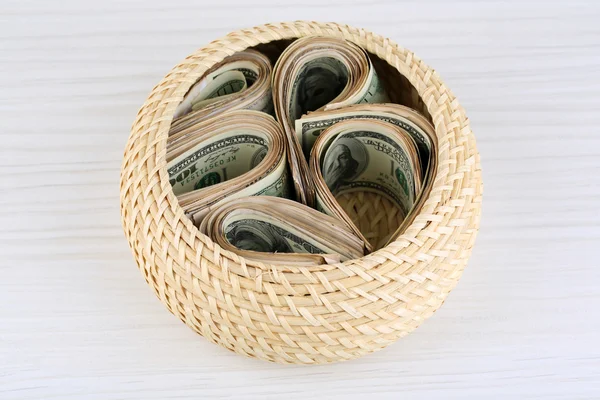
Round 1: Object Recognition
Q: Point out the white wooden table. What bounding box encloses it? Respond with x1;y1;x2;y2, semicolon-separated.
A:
1;1;599;398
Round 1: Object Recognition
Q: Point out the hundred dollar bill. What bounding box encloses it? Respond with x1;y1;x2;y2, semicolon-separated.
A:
166;110;290;225
199;196;365;265
297;104;438;247
189;70;247;110
288;57;348;122
310;118;422;251
272;37;390;207
295;103;434;170
327;56;389;108
169;50;274;149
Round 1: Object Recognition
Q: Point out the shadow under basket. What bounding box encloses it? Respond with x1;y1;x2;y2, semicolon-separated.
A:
120;21;483;364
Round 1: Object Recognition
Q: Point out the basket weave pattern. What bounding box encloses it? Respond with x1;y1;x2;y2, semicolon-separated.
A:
120;21;482;364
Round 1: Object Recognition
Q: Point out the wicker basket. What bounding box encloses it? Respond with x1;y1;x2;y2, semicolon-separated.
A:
120;21;482;364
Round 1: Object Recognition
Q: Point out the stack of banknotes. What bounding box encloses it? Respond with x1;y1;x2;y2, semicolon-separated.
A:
167;37;437;265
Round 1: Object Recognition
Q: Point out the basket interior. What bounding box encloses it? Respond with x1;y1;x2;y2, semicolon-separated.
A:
175;38;434;253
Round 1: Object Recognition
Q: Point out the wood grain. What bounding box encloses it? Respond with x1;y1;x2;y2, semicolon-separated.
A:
1;0;599;398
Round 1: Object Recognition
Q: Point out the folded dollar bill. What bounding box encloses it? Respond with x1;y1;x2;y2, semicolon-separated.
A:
310;118;423;252
167;110;290;224
296;103;437;245
272;37;389;206
169;49;273;142
199;196;365;265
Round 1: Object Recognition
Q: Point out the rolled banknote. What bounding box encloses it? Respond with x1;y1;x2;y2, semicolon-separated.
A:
169;49;273;144
309;118;423;252
296;103;434;169
272;37;389;206
297;103;437;246
199;196;365;265
167;110;290;225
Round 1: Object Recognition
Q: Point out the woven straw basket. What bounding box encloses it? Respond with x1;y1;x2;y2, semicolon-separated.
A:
120;21;482;364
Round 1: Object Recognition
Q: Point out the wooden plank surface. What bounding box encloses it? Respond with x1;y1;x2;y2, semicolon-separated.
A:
1;0;599;398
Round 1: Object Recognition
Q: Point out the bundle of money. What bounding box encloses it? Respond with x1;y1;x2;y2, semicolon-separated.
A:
199;196;365;265
272;37;390;206
166;38;436;264
167;110;290;225
310;118;423;253
296;103;437;242
169;49;273;140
